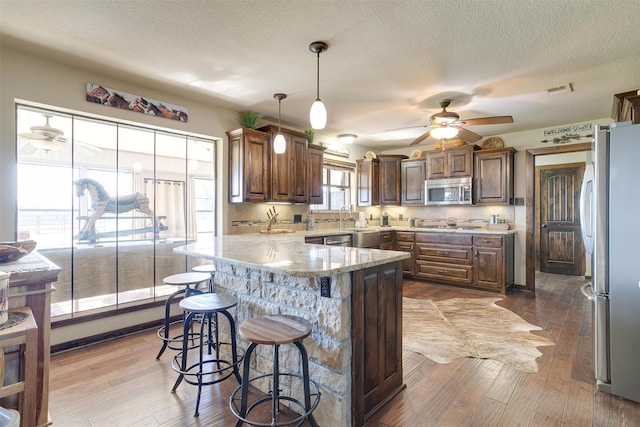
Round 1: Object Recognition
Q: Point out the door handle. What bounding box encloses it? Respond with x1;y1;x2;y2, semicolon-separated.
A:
541;224;548;228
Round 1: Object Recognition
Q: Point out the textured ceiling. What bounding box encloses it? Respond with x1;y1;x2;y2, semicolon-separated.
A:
2;0;640;150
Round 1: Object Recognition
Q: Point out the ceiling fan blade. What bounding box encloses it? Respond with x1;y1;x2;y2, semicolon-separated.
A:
76;140;105;155
19;143;39;156
385;124;433;132
459;115;513;126
454;126;483;143
409;130;432;146
19;132;50;140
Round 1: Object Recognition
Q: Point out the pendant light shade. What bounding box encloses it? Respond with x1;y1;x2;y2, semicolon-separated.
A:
430;126;459;140
309;41;328;130
273;93;287;154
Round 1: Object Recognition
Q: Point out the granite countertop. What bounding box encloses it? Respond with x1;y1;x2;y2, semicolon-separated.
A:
175;234;409;278
175;225;515;277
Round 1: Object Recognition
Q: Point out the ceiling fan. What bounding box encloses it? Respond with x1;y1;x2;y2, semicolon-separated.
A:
400;99;513;146
19;115;103;154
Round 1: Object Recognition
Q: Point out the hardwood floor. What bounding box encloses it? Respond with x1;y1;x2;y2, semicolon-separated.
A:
49;273;640;426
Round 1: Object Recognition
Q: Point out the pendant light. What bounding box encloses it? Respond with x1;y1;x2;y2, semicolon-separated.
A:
309;41;328;130
273;93;287;154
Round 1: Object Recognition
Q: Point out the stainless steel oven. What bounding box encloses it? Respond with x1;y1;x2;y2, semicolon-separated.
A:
425;176;472;206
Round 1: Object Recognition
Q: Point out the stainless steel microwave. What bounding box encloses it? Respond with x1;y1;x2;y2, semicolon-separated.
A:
425;177;473;206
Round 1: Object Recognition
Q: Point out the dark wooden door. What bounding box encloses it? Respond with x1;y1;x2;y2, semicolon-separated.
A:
539;163;585;275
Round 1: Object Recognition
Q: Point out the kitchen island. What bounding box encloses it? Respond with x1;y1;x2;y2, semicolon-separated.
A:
175;234;409;426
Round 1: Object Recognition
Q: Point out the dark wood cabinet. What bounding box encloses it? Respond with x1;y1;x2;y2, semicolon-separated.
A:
474;147;516;205
395;231;415;276
379;230;394;250
425;145;476;179
378;155;407;205
227;128;271;203
414;233;473;286
473;234;514;293
356;158;380;206
308;143;325;205
352;261;403;425
401;159;426;206
259;125;309;203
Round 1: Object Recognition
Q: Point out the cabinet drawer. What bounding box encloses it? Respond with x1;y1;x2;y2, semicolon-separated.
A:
380;231;394;244
396;232;415;242
473;235;503;247
416;244;472;264
416;232;473;246
415;261;472;284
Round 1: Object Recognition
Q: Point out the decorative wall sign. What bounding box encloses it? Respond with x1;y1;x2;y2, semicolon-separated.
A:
540;133;593;144
86;83;188;122
543;122;591;136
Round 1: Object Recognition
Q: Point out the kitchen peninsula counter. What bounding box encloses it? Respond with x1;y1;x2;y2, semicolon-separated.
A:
176;234;408;426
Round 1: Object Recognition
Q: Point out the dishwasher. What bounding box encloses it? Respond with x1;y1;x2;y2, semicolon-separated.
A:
323;234;353;246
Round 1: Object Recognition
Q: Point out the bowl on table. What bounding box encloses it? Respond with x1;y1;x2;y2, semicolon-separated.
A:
0;240;37;263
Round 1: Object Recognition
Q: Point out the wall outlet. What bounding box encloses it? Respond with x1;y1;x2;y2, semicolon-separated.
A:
320;277;331;298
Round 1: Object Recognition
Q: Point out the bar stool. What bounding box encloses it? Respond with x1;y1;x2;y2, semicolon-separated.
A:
171;293;243;417
230;315;320;427
192;263;216;292
156;272;210;359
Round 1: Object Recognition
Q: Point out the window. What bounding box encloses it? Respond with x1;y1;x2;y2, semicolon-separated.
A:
16;104;218;317
311;162;355;211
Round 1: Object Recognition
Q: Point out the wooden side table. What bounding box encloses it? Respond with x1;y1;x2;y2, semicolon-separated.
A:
0;307;38;427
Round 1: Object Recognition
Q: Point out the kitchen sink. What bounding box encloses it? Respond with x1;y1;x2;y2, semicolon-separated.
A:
352;229;381;248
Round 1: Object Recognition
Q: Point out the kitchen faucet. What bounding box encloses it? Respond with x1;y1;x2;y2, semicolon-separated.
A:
339;205;352;229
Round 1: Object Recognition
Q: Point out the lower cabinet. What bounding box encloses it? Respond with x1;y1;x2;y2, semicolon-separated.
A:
473;234;514;292
415;233;473;286
352;261;404;425
394;232;415;276
410;231;514;294
379;231;394;250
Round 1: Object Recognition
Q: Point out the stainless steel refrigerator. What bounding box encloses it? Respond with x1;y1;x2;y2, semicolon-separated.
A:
580;122;640;403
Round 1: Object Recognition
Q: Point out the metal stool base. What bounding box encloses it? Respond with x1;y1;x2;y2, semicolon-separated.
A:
229;373;320;427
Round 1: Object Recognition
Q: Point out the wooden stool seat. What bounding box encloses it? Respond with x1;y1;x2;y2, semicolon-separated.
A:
163;272;210;286
238;315;311;345
179;293;237;313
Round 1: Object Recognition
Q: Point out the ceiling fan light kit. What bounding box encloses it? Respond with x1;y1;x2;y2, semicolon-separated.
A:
430;126;459;140
309;41;328;130
273;93;287;154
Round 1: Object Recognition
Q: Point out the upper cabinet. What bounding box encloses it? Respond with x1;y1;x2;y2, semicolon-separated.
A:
259;125;309;203
227;126;323;204
307;143;325;205
425;145;477;179
401;158;426;206
227;128;271;203
613;89;640;124
378;154;407;205
473;147;516;205
356;158;380;207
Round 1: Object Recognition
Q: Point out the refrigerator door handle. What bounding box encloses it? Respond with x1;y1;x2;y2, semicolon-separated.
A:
580;282;596;301
579;163;594;255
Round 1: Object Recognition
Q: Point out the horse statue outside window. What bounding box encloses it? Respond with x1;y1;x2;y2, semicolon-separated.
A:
74;178;162;241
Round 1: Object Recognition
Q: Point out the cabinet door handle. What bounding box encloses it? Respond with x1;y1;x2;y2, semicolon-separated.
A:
436;251;449;256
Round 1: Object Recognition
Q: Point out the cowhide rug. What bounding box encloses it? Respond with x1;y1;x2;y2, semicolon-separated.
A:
402;297;554;373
